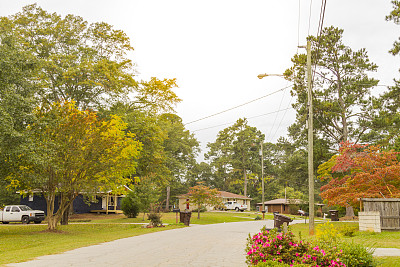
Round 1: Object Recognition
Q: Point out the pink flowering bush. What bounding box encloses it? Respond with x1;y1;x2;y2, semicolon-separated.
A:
246;227;346;267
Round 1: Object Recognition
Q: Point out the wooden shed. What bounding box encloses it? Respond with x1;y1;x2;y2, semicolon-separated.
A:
362;198;400;231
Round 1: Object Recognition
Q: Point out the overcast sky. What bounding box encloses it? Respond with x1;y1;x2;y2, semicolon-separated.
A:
1;1;399;161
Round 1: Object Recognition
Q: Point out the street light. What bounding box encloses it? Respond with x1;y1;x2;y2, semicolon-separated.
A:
257;73;284;79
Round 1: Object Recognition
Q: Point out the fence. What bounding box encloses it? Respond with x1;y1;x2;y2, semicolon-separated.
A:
361;198;400;231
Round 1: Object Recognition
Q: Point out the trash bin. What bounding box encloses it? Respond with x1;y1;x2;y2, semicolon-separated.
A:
329;210;339;221
273;213;293;229
179;211;192;226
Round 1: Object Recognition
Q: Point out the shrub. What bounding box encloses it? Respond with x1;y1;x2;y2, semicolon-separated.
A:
192;206;207;213
288;205;300;215
254;215;262;220
246;227;345;266
339;242;376;267
339;225;358;237
147;212;162;227
121;195;140;218
315;222;342;245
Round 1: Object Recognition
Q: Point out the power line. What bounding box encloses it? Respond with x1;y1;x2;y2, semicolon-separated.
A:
297;0;301;54
307;0;313;36
192;107;293;133
266;81;290;141
183;84;293;126
270;96;294;142
312;0;327;84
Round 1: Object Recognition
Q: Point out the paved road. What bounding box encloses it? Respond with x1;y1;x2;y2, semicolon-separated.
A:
8;220;277;267
8;220;400;267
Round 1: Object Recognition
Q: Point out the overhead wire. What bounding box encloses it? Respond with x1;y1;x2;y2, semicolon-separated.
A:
296;0;301;54
265;83;288;142
311;0;327;84
270;96;294;142
266;0;301;142
307;0;313;36
192;107;293;133
183;84;293;126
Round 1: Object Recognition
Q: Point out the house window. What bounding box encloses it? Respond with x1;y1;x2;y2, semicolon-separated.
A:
29;195;34;202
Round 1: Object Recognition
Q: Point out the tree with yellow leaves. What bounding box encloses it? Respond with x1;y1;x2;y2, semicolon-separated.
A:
9;100;141;230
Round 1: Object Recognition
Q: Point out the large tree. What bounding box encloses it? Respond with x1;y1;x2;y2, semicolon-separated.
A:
0;5;183;214
160;113;199;210
284;26;378;216
1;4;182;111
319;142;400;207
284;26;378;147
205;118;264;198
8;101;141;230
369;1;400;149
0;18;41;206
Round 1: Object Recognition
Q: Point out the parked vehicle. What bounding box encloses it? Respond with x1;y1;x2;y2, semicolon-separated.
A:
223;201;247;212
0;205;45;224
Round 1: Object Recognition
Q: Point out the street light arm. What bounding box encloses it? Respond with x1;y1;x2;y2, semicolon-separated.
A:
257;73;285;79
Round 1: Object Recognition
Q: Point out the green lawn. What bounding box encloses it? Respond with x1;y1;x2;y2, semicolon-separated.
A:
289;221;400;249
91;211;274;224
0;224;183;265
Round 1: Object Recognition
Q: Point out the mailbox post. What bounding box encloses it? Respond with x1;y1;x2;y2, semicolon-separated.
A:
172;208;180;223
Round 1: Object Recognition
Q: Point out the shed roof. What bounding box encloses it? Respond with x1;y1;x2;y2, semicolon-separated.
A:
218;191;251;200
256;198;303;205
178;190;251;200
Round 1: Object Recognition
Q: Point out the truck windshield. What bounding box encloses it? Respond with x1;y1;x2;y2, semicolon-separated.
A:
19;205;32;211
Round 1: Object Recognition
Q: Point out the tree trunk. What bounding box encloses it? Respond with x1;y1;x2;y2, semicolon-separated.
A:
244;168;247;197
197;207;200;219
345;206;355;217
45;189;58;231
47;214;59;231
60;202;73;225
165;186;170;212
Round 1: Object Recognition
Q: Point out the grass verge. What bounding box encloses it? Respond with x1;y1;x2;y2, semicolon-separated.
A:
0;224;183;265
91;211;272;224
289;221;400;249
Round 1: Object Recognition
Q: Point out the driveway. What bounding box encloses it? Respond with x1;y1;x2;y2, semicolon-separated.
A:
9;220;278;267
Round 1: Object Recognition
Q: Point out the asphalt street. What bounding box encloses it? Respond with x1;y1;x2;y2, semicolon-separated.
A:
7;219;400;267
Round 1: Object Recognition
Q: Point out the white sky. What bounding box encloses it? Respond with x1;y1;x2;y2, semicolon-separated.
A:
1;1;399;161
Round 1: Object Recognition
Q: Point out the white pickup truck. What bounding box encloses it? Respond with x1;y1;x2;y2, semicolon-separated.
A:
0;205;45;224
223;201;247;212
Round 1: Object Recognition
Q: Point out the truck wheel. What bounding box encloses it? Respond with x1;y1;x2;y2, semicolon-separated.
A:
235;207;239;212
21;216;30;224
34;221;42;224
2;221;9;224
240;209;244;212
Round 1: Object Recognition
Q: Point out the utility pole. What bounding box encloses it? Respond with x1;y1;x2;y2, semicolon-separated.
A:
306;40;315;235
260;142;265;219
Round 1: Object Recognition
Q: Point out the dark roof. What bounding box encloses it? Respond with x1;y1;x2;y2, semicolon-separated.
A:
256;198;303;205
